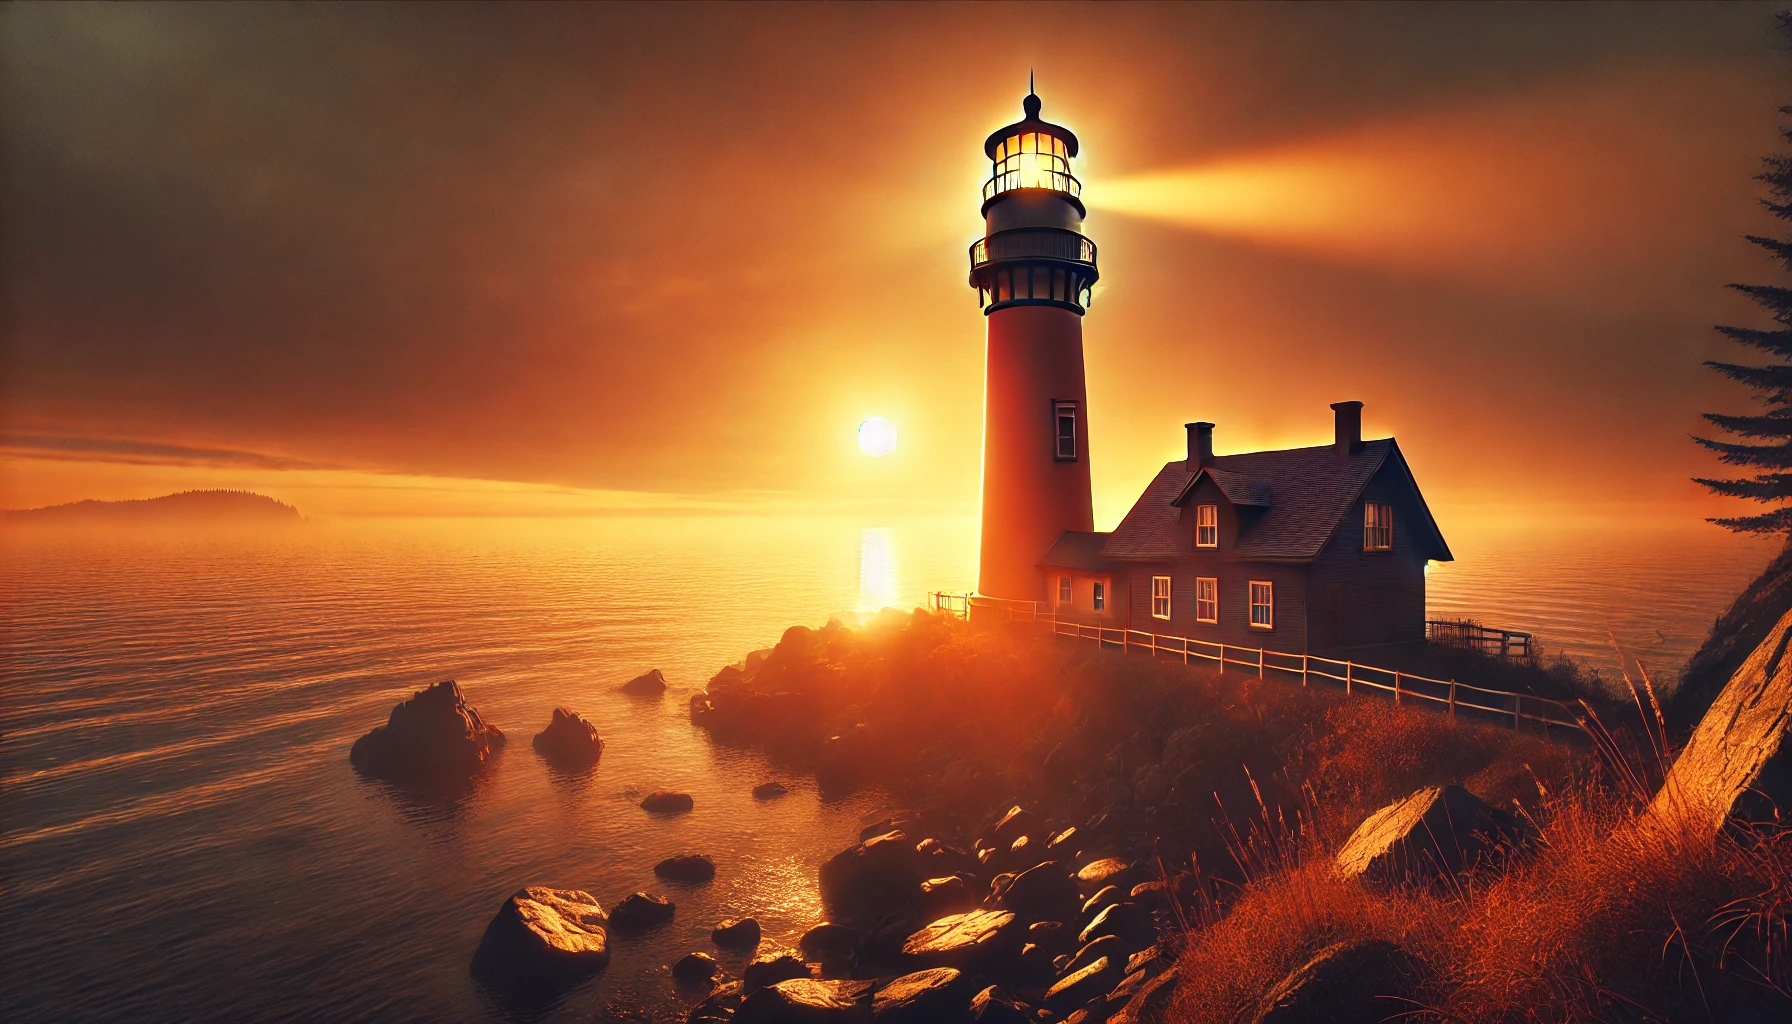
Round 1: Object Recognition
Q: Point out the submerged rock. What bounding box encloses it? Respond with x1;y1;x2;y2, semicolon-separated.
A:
820;830;922;920
1336;785;1529;887
753;781;790;799
1653;603;1792;832
610;892;675;930
350;680;505;785
641;791;695;814
742;951;811;991
799;922;860;961
655;854;717;882
470;887;608;990
1253;939;1410;1024
673;951;721;985
621;668;669;695
531;706;603;767
713;917;763;948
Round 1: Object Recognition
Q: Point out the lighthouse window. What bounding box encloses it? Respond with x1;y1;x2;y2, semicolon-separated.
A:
1053;400;1078;461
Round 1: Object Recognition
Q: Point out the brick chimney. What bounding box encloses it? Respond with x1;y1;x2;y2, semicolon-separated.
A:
1331;401;1363;457
1187;421;1214;468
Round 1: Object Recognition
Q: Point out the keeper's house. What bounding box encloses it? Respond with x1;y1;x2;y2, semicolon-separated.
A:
1041;401;1451;653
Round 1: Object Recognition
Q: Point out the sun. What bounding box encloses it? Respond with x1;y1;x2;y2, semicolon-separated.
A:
858;417;897;458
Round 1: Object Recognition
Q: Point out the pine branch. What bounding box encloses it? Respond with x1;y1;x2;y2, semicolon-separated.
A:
1708;505;1792;534
1729;284;1792;326
1701;411;1792;438
1715;324;1792;357
1704;360;1792;393
1693;473;1792;501
1690;435;1792;468
1746;234;1792;271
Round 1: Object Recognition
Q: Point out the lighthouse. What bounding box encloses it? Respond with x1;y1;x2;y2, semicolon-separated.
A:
969;87;1099;602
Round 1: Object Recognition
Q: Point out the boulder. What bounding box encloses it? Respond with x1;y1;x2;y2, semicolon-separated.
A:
919;876;976;918
1027;919;1073;953
1336;786;1529;887
855;910;922;968
820;831;922;920
800;922;861;961
1128;880;1170;912
1079;901;1155;947
1047;827;1079;855
743;951;812;991
610;892;675;930
970;985;1032;1024
642;791;696;814
656;854;717;882
736;978;874;1023
1006;836;1038;870
350;680;505;784
1080;885;1122;918
470;886;609;989
1075;857;1133;896
1653;603;1792;831
620;668;669;695
999;861;1079;919
1253;939;1410;1024
1125;945;1164;976
689;980;746;1023
992;806;1045;847
1060;934;1125;980
531;706;603;767
674;951;721;984
872;967;974;1024
901;909;1020;969
1044;954;1120;1013
1108;966;1178;1024
713;917;763;948
755;781;791;799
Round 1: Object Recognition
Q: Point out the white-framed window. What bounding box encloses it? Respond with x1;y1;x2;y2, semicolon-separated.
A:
1195;504;1218;548
1151;576;1172;620
1364;503;1394;551
1058;576;1073;605
1195;577;1218;623
1053;400;1079;461
1250;581;1274;630
1092;581;1106;612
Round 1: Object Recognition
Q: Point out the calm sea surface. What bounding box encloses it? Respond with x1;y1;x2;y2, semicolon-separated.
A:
0;515;1776;1022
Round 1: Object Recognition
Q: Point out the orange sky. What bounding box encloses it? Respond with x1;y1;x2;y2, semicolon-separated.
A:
3;3;1789;528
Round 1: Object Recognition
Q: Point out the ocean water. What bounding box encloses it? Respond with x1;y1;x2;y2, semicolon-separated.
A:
0;514;1775;1022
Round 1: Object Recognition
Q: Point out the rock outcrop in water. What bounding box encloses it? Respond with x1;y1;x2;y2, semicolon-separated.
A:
655;854;717;882
349;680;505;785
531;706;603;767
470;887;609;990
641;790;695;813
621;668;670;695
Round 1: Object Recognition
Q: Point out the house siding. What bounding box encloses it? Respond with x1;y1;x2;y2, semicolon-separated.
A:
1044;569;1120;624
1305;461;1429;650
1122;558;1310;652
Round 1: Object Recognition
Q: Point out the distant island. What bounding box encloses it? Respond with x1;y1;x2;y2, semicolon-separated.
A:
2;490;302;524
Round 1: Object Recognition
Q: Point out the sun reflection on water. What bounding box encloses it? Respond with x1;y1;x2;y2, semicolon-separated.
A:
857;527;898;614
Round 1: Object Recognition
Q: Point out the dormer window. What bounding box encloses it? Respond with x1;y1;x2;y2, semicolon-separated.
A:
1053;401;1078;461
1364;503;1394;551
1195;504;1218;548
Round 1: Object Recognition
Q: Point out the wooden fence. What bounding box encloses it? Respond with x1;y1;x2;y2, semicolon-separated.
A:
1426;618;1538;664
928;592;1580;738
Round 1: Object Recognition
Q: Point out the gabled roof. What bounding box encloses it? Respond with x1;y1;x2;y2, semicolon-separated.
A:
1099;439;1452;563
1175;467;1272;508
1039;530;1113;571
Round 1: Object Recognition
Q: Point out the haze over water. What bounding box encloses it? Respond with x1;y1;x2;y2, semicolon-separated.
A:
0;515;1775;1022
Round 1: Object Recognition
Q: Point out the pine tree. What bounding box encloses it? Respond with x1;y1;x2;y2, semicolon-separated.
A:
1696;58;1792;533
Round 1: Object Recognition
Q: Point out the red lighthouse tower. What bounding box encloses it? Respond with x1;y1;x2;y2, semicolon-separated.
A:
969;87;1099;602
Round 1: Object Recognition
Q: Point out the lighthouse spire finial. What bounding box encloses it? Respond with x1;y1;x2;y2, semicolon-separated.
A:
1023;70;1041;119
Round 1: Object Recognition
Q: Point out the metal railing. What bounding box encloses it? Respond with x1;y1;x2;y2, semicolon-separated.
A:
969;228;1097;271
982;168;1082;204
927;592;1580;737
1426;618;1537;664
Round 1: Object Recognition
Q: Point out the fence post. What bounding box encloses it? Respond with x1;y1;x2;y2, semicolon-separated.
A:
1346;661;1353;695
1182;638;1189;666
1513;695;1522;730
1258;649;1265;679
1218;646;1224;675
1301;654;1308;688
1448;679;1457;718
1394;672;1402;706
